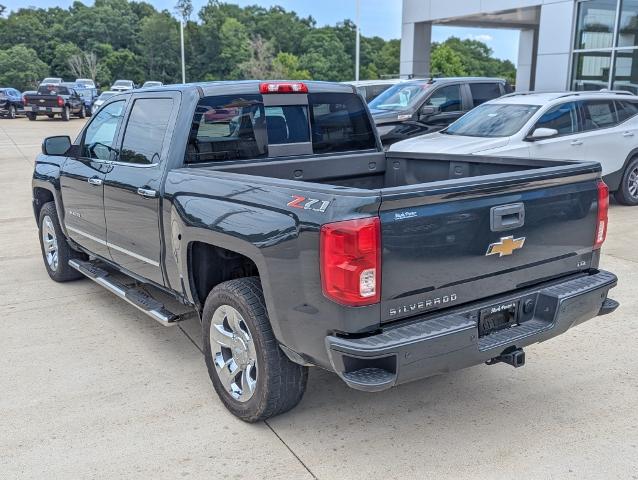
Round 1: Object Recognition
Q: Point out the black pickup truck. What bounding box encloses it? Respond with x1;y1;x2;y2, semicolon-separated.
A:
24;84;85;121
32;81;618;422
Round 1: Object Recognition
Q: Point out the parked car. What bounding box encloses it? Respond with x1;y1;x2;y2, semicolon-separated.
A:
91;91;118;114
0;88;24;119
390;90;638;206
23;84;85;121
142;81;163;88
74;86;99;117
343;79;404;103
369;77;511;146
40;77;63;85
32;80;617;422
110;80;135;92
75;78;96;89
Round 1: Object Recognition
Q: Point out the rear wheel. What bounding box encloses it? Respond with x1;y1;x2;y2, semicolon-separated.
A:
47;114;55;119
202;277;308;422
38;202;86;282
614;157;638;206
78;105;86;118
61;106;70;121
26;112;37;121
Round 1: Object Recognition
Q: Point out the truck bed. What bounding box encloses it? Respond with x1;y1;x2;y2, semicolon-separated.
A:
199;151;575;190
191;151;601;323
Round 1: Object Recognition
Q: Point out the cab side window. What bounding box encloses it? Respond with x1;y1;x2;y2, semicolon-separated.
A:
534;102;579;135
82;100;126;160
582;100;617;131
426;85;462;112
470;83;502;107
616;100;638;122
119;98;174;165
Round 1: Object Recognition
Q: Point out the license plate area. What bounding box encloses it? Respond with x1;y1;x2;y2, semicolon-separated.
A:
478;300;519;337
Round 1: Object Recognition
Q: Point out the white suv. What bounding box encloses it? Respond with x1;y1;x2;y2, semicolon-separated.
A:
389;91;638;205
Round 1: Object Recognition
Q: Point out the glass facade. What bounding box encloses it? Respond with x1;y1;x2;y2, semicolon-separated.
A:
573;0;638;92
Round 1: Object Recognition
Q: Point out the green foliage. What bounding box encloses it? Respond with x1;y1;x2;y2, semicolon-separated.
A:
0;2;515;88
431;44;466;77
0;45;49;90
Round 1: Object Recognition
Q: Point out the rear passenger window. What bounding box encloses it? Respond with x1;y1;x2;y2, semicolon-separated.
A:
426;85;462;112
308;92;376;154
119;98;173;164
188;94;267;163
582;100;617;130
470;83;502;107
534;102;579;135
615;100;638;122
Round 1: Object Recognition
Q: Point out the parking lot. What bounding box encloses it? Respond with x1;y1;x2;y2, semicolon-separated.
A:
1;117;637;479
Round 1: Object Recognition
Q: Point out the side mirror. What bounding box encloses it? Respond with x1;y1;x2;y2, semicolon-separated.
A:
419;105;440;119
528;127;558;141
42;136;71;156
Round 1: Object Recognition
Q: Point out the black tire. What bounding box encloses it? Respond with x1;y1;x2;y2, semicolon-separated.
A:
202;277;308;422
78;105;86;118
8;104;16;119
47;114;55;119
61;106;70;121
614;157;638;206
27;112;37;121
38;202;87;282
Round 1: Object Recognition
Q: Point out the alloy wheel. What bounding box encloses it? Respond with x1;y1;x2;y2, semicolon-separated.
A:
42;215;59;271
629;166;638;199
209;304;258;402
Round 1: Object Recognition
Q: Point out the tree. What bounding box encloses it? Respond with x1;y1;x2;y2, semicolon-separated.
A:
50;42;82;79
239;36;275;79
0;45;49;90
175;0;192;22
272;52;310;80
299;29;351;81
68;52;99;80
218;17;251;78
0;5;6;17
140;12;179;82
103;49;144;84
431;44;466;76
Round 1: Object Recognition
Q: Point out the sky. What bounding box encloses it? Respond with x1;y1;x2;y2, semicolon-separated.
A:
3;0;520;62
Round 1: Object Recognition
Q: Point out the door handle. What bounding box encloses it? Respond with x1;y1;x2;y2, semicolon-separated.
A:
137;187;158;198
570;139;583;146
623;131;635;137
87;176;103;186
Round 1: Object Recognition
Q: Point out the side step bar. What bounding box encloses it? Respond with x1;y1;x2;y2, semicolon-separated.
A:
69;259;193;327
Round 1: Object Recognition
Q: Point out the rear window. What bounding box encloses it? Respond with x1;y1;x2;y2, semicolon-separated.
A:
470;83;503;107
308;92;376;154
37;85;70;95
187;91;376;163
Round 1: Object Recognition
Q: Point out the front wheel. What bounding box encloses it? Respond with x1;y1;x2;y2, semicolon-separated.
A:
78;105;86;118
614;157;638;205
26;112;37;121
38;202;86;282
8;105;16;119
61;106;70;121
202;277;308;422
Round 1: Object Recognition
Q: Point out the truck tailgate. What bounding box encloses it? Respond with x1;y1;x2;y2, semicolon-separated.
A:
379;166;601;323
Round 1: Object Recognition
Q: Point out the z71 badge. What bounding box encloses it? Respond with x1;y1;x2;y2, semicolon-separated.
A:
287;195;330;213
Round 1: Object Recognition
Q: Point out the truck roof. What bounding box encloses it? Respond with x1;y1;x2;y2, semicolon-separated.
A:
126;80;357;97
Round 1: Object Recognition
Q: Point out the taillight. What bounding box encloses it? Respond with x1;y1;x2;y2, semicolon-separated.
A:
57;96;64;107
259;82;308;94
594;180;609;250
320;217;381;306
22;95;28;105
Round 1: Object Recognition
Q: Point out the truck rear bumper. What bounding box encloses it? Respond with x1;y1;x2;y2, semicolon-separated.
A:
326;270;618;392
24;106;63;113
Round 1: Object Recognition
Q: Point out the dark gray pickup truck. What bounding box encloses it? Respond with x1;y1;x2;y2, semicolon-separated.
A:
32;81;618;421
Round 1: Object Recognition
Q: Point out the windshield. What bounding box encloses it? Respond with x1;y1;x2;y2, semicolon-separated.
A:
443;103;541;138
97;92;115;101
113;80;131;87
368;81;432;111
143;82;161;87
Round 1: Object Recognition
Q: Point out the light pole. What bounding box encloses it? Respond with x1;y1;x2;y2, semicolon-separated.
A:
355;0;360;85
180;20;186;84
175;0;192;84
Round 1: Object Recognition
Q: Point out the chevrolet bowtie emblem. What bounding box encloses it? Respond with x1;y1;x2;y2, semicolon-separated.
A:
486;235;526;257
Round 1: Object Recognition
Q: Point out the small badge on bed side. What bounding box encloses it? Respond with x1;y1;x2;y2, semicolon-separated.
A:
287;195;330;213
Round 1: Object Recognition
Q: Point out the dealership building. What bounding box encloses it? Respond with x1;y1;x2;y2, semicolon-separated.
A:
401;0;638;92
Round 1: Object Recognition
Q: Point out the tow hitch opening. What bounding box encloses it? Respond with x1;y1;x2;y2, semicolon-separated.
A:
486;346;526;368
